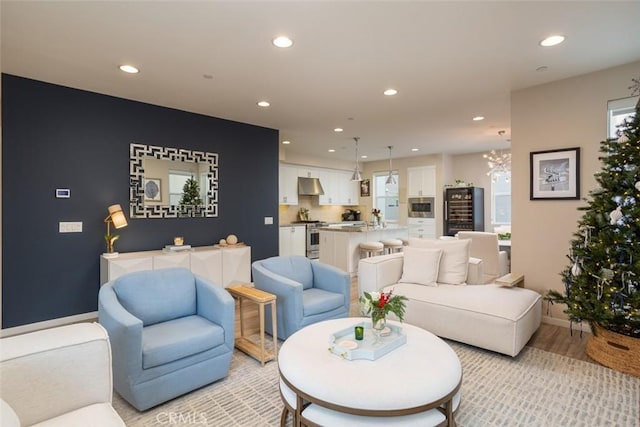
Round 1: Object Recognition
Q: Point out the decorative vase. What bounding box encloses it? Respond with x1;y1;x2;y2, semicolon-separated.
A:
371;308;386;345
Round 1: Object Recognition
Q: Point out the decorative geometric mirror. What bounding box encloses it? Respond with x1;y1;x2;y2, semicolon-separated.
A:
129;143;218;218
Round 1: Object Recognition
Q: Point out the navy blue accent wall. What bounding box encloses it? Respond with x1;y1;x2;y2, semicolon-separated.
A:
2;74;279;328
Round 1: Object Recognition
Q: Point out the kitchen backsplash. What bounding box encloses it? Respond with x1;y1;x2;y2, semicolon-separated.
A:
279;197;363;224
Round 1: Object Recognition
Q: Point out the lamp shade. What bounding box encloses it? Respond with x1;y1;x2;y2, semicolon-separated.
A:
108;204;128;229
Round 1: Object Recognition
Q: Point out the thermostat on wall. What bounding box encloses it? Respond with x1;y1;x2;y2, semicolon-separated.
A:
56;188;71;198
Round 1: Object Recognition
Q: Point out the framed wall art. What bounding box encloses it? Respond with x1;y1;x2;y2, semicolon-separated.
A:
530;147;580;200
144;178;162;202
360;179;370;197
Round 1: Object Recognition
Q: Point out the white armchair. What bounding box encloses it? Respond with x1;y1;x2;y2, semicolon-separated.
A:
0;323;125;427
457;231;509;283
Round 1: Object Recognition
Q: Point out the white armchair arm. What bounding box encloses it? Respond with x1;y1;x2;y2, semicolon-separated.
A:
0;323;124;426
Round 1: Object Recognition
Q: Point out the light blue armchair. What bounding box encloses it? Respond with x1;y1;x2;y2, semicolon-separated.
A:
98;267;234;411
252;256;350;339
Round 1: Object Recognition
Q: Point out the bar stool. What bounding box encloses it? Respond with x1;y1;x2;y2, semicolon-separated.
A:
381;238;404;254
359;241;384;258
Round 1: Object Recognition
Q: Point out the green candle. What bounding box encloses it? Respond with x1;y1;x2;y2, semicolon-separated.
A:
354;325;364;340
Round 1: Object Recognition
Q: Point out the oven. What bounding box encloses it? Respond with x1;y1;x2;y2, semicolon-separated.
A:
305;222;325;259
408;197;435;218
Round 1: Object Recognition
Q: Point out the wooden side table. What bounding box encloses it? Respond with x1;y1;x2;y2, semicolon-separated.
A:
496;273;524;288
227;284;278;366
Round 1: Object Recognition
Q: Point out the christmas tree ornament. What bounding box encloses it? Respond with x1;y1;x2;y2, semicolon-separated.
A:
635;181;640;191
618;134;629;143
571;260;582;276
609;206;623;225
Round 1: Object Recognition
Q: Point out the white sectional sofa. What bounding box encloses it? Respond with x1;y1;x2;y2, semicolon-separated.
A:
358;238;542;357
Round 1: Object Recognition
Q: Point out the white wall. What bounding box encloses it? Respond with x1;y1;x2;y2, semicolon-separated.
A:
511;60;640;328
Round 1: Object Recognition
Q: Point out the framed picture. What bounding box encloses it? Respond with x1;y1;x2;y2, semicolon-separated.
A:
144;178;162;202
360;179;370;197
530;147;580;200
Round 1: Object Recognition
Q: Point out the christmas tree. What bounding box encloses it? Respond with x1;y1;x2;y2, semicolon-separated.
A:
179;176;202;206
546;83;640;338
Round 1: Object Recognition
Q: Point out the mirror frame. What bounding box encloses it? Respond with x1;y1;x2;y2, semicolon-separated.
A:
130;143;219;218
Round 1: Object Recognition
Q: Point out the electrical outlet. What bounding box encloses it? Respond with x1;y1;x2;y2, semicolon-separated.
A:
264;216;273;225
59;222;83;233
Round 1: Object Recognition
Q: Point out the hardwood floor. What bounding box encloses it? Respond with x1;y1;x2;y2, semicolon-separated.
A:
237;277;592;363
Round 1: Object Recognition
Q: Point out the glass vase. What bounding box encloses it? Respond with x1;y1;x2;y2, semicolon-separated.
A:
371;309;386;345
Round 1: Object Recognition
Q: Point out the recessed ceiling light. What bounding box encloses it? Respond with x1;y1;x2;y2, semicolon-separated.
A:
383;88;398;96
281;140;291;145
411;148;419;152
540;35;565;47
257;101;270;108
272;36;294;48
328;149;336;153
119;65;139;74
334;128;343;132
536;66;549;72
361;155;368;159
472;116;485;121
203;74;213;79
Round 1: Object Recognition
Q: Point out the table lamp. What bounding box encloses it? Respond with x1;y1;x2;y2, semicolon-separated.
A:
104;204;128;258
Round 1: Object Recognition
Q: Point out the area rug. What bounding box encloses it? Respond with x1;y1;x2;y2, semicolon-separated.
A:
113;341;640;426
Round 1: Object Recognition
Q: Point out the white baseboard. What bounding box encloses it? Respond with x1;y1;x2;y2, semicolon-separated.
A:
0;311;98;338
542;315;591;334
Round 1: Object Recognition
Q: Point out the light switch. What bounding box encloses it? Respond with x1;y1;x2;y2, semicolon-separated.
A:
264;217;273;225
59;222;83;233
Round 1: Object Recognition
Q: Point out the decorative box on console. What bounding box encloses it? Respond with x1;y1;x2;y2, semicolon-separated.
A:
329;321;406;361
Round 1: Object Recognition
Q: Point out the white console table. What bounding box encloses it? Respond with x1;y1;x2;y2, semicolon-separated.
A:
100;245;251;287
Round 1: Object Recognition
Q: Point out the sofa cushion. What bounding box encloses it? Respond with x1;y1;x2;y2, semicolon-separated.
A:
388;282;540;321
409;238;471;285
399;246;442;287
142;315;224;369
261;256;314;290
113;268;197;326
303;288;345;316
31;403;126;427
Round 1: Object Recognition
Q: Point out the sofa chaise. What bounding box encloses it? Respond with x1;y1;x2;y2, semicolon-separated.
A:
358;238;541;357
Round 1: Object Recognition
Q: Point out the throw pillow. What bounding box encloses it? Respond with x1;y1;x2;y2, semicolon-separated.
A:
408;238;471;285
398;246;442;286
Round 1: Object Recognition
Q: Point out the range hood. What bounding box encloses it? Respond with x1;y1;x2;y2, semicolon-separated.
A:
298;177;325;196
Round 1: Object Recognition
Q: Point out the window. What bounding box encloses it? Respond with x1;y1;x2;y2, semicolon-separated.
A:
168;171;193;205
491;171;511;225
608;96;639;139
373;172;399;222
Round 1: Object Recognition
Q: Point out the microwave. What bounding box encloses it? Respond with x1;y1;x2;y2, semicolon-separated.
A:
408;197;435;218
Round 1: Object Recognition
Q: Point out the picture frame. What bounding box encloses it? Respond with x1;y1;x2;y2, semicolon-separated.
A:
530;147;580;200
360;179;370;197
143;178;162;202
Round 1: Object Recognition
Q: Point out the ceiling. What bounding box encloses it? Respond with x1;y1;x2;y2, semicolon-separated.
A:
2;1;640;163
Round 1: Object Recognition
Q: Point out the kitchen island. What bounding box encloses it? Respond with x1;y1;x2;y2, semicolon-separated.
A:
319;224;408;275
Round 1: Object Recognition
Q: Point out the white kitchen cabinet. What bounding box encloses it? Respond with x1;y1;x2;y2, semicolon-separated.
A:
318;169;359;206
100;245;251;287
408;218;436;239
407;166;436;197
279;163;299;205
279;225;306;256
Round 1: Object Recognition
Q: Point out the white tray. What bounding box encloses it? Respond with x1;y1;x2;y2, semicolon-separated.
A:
329;321;406;361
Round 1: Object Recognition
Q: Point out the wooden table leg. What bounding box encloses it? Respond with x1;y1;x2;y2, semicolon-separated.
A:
259;302;266;366
271;300;278;360
238;297;245;338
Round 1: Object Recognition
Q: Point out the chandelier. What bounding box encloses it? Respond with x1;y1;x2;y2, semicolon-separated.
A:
483;131;511;182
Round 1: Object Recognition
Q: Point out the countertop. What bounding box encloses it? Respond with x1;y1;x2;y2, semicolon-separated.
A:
319;224;408;232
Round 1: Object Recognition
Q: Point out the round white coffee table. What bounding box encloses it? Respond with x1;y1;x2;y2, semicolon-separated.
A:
278;317;462;426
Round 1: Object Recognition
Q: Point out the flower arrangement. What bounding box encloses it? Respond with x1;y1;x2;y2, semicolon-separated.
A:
371;208;382;219
360;290;408;322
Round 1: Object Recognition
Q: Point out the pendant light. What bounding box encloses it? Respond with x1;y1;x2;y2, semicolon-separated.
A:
385;145;396;185
351;137;363;181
